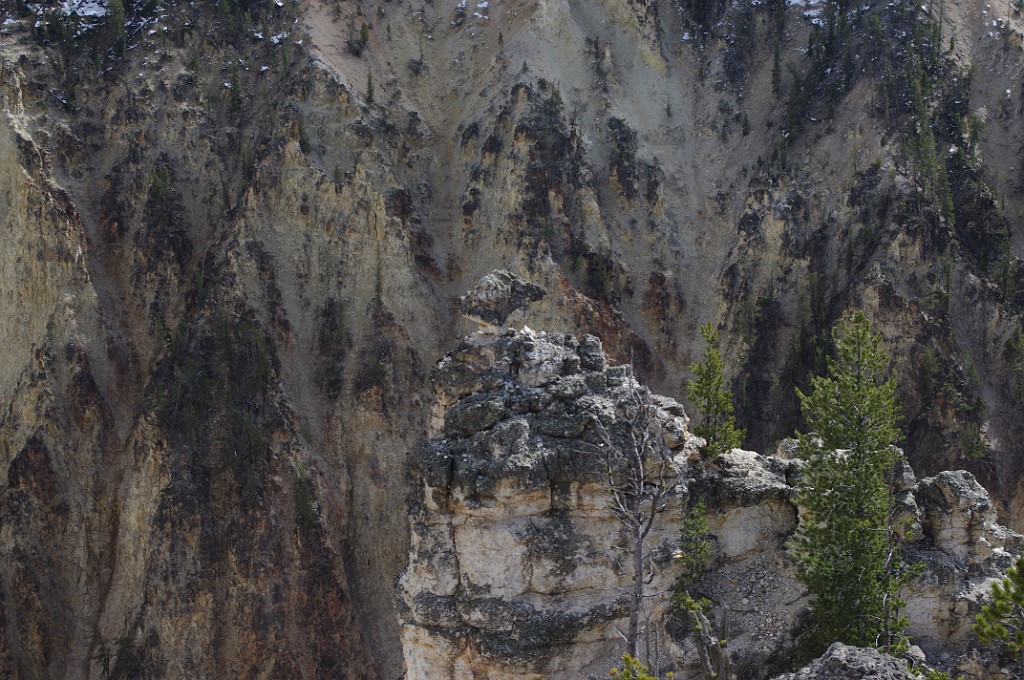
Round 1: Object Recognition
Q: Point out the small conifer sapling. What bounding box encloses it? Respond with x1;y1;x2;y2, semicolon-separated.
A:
688;322;744;458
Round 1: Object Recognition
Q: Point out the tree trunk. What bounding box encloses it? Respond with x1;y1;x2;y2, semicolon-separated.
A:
628;521;643;659
688;604;731;679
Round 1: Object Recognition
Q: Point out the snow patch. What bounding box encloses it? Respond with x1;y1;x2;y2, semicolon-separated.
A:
788;0;825;25
62;0;107;18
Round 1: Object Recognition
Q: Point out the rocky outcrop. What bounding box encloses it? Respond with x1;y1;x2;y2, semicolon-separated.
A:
685;449;1022;677
903;470;1024;654
401;328;695;679
770;643;917;680
459;271;547;328
403;330;1024;679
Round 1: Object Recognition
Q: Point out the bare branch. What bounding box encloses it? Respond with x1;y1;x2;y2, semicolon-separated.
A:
591;366;681;665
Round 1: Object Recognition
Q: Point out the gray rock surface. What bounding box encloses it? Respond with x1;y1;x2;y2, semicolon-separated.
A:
903;470;1024;653
770;643;916;680
459;270;547;328
403;329;1024;679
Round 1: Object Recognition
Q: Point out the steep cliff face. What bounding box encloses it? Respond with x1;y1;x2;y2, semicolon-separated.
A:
0;51;112;679
0;38;388;680
5;0;1024;676
295;0;1024;527
402;328;1022;679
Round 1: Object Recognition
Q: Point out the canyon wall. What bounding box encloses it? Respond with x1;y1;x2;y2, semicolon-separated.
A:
5;0;1024;675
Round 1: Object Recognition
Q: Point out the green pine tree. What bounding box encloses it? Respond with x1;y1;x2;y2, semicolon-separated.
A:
793;310;912;653
675;498;712;589
108;0;126;56
975;555;1024;678
688;322;744;458
672;498;731;680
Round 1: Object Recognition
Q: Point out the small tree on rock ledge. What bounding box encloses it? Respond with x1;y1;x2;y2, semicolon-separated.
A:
688;322;744;458
975;554;1024;679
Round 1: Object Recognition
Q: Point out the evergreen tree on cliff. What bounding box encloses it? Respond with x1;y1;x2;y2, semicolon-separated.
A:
688;322;744;458
793;311;911;653
975;554;1024;678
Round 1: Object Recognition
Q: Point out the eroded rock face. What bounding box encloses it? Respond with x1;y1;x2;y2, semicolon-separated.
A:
679;449;806;677
401;328;695;679
903;470;1024;654
403;331;1024;679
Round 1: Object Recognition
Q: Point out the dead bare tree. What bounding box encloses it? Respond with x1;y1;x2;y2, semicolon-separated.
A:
592;370;680;664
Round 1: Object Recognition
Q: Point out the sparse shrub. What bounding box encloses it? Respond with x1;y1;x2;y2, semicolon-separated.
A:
108;0;126;56
960;422;986;460
346;21;369;56
220;407;267;507
293;470;318;533
355;358;388;392
1006;327;1024;404
610;655;666;680
316;297;347;397
672;498;729;679
585;248;615;301
94;633;138;680
297;117;310;154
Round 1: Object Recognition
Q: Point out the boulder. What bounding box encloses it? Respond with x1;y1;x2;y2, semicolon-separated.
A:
459;270;546;327
771;643;916;680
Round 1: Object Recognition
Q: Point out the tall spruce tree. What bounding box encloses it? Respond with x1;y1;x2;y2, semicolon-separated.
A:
688;322;744;458
793;310;911;653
